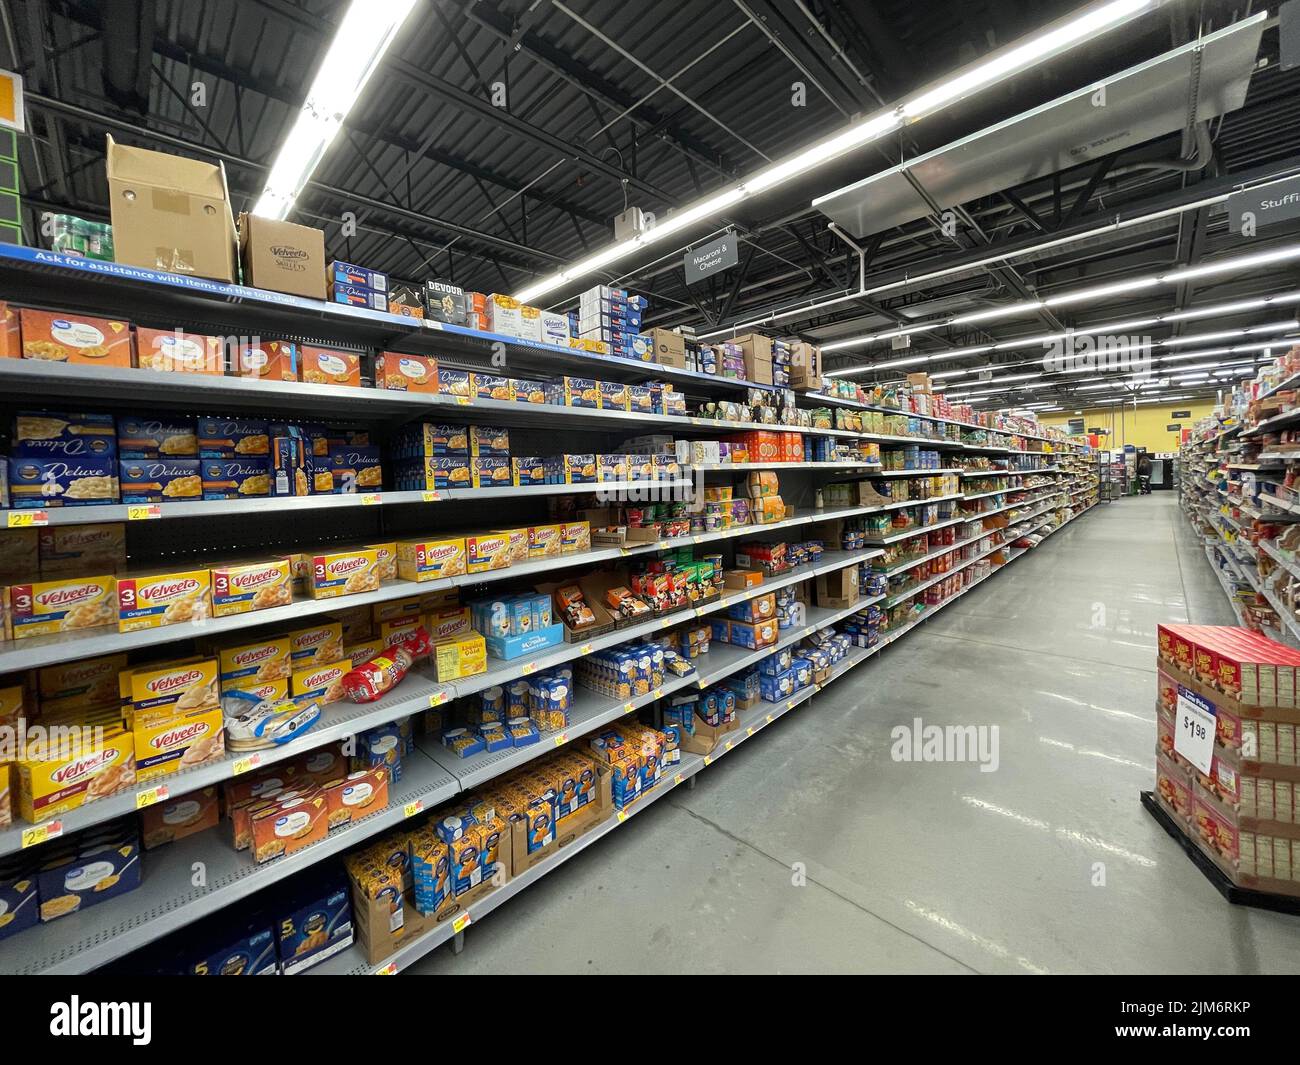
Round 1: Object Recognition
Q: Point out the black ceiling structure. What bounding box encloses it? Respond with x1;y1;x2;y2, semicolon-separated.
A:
5;0;1300;413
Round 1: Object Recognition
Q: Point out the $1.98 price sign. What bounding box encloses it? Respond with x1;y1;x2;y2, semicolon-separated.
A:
1174;688;1216;774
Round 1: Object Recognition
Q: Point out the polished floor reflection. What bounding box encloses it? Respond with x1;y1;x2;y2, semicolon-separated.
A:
412;493;1300;974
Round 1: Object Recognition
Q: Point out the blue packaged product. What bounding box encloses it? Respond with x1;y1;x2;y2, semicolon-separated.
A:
0;872;38;942
758;648;793;676
13;411;116;459
759;668;797;702
9;455;118;507
201;458;270;499
185;923;278;975
116;416;196;460
274;874;353;974
197;417;270;459
791;656;813;689
530;593;552;630
478;724;511;752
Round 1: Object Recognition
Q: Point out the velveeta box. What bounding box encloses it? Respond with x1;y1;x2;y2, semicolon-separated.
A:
17;726;136;822
366;541;398;582
371;598;419;624
425;605;472;643
219;635;292;687
0;526;37;582
380;617;421;646
133;703;225;782
599;380;630;411
345;637;384;665
223;677;288;703
397;538;467;581
20;308;133;366
135;327;224;374
9;456;118;508
119;458;202;503
234;339;297;381
471;457;510;488
129;658;219;715
39;652;128;706
250;792;328;864
37;522;126;575
307;548;382;599
211;558;292;616
528;524;563;559
290;621;343;664
116;417;198;460
117;567;212;630
376;352;438;393
201;458;271;500
300;346;361;387
141;786;220;849
560;520;591;553
197;418;270;459
495;527;529;565
290;658;352;704
7;574;117;639
474;374;514;402
467;532;512;574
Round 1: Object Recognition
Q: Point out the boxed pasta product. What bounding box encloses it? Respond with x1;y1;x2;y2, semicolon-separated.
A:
20;308;134;366
473;374;514;402
327;446;383;492
117;566;212;630
9;456;118;507
307;548;382;599
396;537;467;581
466;532;512;574
300;346;361;387
135;327;224;374
119;458;202;503
201;458;271;499
250;792;328;864
140;786;220;849
436;368;472;399
290;657;352;705
133;702;225;781
289;621;343;664
470;425;510;457
17;726;136;822
197;417;270;459
322;767;389;829
116;416;197;459
232;339;297;381
219;635;292;688
128;658;219;716
37;522;126;575
39;652;128;706
434;633;487;681
13;410;117;459
6;574;117;638
210;558;292;616
36;821;142;920
471;457;510;487
375;352;438;392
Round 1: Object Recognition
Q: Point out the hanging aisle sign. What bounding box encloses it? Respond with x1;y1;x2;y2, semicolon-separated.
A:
684;231;738;284
0;70;23;133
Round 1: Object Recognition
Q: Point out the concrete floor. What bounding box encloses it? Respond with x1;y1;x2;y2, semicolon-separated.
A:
411;493;1300;974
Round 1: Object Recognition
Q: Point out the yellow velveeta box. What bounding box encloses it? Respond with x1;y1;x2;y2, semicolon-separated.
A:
39;652;128;707
365;541;398;583
290;658;353;705
344;638;384;665
210;558;292;617
466;532;512;574
116;566;212;631
560;520;591;553
527;524;563;559
129;658;219;715
218;635;292;687
17;726;136;822
396;537;466;581
434;633;486;682
133;703;225;782
307;548;382;599
494;527;529;566
289;621;343;664
6;574;117;639
223;677;288;703
425;606;471;643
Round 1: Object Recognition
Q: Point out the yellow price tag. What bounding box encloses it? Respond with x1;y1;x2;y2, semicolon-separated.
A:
429;690;450;707
693;535;704;544
360;493;382;505
135;785;169;810
553;733;568;747
622;701;634;713
652;688;663;699
787;699;795;710
747;727;755;736
674;773;683;785
724;740;733;751
375;961;399;975
232;753;263;776
21;820;62;848
521;661;538;675
452;911;472;934
455;395;472;405
617;810;628;823
694;607;705;618
703;755;713;766
765;713;773;723
659;617;672;629
580;642;594;654
127;504;161;521
657;541;670;550
422;490;440;502
7;510;47;527
404;800;424;818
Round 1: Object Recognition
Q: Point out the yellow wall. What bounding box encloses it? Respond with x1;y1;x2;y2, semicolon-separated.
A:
1038;399;1217;453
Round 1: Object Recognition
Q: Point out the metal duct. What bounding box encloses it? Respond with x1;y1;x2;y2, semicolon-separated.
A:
101;0;156;114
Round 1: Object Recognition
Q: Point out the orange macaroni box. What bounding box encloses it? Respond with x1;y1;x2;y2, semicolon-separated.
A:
140;786;220;848
210;558;293;617
16;725;136;822
218;635;292;687
135;327;224;374
397;538;467;581
0;300;19;357
466;532;512;574
129;658;219;716
299;346;361;387
117;566;212;631
290;658;353;705
323;766;390;828
233;339;297;381
307;548;383;599
375;352;438;392
132;703;225;782
249;792;328;864
434;633;487;682
289;621;343;664
528;524;563;559
6;575;117;639
560;520;591;554
20;308;134;367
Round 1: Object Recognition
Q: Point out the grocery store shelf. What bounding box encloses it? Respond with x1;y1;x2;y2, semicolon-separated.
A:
878;533;980;576
861;512;972;545
1260;539;1300;583
872;466;964;478
884;536;1007;607
0;748;461;976
958;466;1059;477
961;487;1009;501
692;461;881;472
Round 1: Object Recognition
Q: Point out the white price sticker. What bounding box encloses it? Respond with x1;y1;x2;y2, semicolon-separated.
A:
1174;690;1216;774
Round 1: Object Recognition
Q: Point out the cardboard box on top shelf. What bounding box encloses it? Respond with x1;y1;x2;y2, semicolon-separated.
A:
906;372;932;393
105;135;238;282
789;342;822;390
237;213;327;300
648;328;687;369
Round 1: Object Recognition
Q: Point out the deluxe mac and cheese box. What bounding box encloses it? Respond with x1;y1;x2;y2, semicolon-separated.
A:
9;456;119;507
13;410;117;459
119;458;202;503
201;459;271;499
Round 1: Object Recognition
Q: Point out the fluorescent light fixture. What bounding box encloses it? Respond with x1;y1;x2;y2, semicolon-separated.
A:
514;0;1161;304
1044;277;1159;308
253;0;418;219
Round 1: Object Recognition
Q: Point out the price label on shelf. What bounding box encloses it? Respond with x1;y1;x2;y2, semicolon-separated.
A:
1174;689;1216;774
232;753;263;776
659;618;672;630
7;510;47;527
521;661;538;675
452;911;472;934
360;493;382;505
21;820;62;848
421;490;440;503
455;396;472;406
617;810;629;823
703;755;713;766
429;690;451;707
652;688;663;699
747;726;755;736
724;740;733;751
786;699;796;710
579;643;594;655
622;701;635;713
135;784;169;810
127;504;161;521
674;773;683;785
403;800;424;819
553;733;568;747
765;713;773;723
375;961;399;976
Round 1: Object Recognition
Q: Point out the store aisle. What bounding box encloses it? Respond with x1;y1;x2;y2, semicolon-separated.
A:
411;496;1300;975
